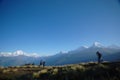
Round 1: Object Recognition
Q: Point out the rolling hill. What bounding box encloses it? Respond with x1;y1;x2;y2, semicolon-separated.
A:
0;61;120;80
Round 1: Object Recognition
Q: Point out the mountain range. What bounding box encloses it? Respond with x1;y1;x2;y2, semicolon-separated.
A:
0;42;120;67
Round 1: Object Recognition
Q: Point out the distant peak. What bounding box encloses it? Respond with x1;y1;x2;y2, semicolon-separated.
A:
92;42;104;48
13;50;25;55
82;46;89;48
94;42;101;45
0;50;40;57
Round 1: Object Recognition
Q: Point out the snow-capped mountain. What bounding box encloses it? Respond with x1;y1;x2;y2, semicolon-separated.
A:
0;42;119;57
68;46;88;54
0;50;40;57
45;42;120;65
0;42;120;66
10;50;25;56
91;42;105;48
76;46;88;50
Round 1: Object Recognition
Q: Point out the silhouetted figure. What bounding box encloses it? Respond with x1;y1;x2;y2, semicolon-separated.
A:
40;60;43;66
43;61;45;67
32;62;34;65
96;51;102;63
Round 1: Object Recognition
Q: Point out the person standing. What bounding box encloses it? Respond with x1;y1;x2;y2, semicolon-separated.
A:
96;51;102;63
40;60;43;66
42;61;45;67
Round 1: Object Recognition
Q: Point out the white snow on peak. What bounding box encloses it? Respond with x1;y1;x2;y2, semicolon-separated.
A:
13;50;25;56
77;45;88;49
69;45;88;53
0;50;40;57
92;42;104;48
76;46;88;51
0;52;12;57
94;42;101;46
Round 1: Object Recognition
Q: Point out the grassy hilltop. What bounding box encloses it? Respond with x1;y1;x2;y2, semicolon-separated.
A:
0;61;120;80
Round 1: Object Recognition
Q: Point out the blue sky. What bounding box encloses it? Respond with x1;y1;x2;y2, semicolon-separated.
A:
0;0;120;55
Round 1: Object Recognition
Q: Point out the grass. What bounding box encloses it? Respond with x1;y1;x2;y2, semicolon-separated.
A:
0;61;120;80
